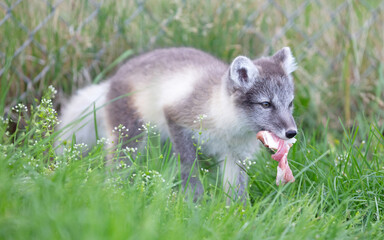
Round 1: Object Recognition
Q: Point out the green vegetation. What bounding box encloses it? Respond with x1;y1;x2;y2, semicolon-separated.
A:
1;87;383;239
1;0;383;239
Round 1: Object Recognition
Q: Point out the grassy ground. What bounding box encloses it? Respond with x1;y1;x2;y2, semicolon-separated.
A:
1;0;384;239
0;90;384;239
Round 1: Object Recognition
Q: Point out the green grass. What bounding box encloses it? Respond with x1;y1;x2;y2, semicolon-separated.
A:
1;0;383;131
1;91;384;240
1;0;384;239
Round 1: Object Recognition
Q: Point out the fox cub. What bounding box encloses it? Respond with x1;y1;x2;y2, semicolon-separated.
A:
58;47;298;202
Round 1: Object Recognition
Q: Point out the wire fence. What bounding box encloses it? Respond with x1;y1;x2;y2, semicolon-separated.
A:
1;0;384;127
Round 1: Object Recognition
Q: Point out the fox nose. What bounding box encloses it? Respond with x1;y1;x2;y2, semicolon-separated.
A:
285;129;297;139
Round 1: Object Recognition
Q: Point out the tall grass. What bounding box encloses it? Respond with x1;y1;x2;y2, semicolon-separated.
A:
1;0;384;239
1;90;384;239
1;0;383;132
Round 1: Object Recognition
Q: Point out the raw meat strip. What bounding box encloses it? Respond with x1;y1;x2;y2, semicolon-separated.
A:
256;131;296;185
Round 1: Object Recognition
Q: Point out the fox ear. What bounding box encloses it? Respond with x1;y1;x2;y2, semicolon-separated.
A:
273;47;297;74
229;56;259;90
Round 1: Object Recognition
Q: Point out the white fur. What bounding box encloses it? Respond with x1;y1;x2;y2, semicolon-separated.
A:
209;85;241;131
221;155;244;199
56;82;110;153
133;69;200;132
281;47;297;74
199;83;262;194
199;129;260;200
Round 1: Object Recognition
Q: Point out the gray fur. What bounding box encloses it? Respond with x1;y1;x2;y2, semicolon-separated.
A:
229;56;259;91
106;48;226;128
231;51;297;140
165;113;204;200
106;76;144;166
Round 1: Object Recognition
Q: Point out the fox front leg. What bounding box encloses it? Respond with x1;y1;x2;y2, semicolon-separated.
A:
222;158;249;204
165;116;204;201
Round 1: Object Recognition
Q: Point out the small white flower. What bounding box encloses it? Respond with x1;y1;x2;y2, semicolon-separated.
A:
48;85;58;95
12;103;28;113
97;137;109;145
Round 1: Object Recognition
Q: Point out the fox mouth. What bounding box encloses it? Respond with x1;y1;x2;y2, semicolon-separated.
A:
259;128;286;141
259;127;297;141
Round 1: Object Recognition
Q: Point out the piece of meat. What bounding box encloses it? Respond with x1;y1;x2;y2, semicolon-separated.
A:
256;131;296;185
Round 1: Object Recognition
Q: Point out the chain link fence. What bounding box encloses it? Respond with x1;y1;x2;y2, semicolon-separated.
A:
1;0;384;130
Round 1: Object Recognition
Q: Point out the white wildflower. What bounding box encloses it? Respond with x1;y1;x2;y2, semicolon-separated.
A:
12;103;28;113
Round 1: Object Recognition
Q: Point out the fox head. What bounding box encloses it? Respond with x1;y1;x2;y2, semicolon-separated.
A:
227;47;297;140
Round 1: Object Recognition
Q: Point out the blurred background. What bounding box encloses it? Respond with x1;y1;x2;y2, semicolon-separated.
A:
1;0;383;137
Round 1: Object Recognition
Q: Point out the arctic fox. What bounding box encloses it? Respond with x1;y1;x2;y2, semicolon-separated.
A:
57;47;298;202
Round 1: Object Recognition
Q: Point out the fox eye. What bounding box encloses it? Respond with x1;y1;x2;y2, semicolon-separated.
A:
260;102;272;109
289;101;293;108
